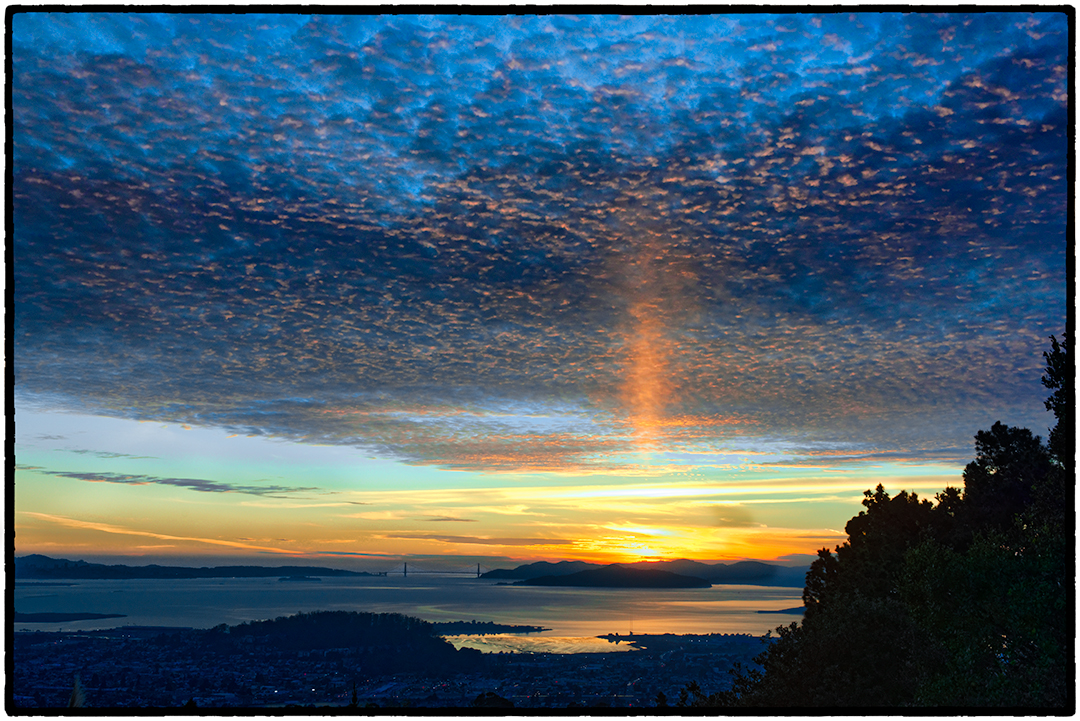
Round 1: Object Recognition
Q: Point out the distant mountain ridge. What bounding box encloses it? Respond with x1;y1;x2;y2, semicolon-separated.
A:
14;554;373;580
483;559;807;587
515;565;713;589
16;554;809;586
481;560;596;579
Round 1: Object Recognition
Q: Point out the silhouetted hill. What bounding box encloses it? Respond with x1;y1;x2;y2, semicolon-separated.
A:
480;560;599;579
515;565;712;588
15;554;372;580
626;559;807;587
484;558;807;586
201;610;482;674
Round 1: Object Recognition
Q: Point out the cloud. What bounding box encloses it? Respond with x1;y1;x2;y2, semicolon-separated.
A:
21;511;302;554
377;532;575;547
240;501;370;508
10;13;1067;475
710;504;755;528
25;467;319;497
64;449;157;460
756;447;975;468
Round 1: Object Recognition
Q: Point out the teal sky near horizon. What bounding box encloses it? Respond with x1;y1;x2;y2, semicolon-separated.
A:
13;12;1069;566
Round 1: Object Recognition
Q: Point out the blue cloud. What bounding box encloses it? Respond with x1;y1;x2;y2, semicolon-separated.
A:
12;12;1069;471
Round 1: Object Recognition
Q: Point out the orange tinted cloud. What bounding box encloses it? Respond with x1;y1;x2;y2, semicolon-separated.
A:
22;512;303;555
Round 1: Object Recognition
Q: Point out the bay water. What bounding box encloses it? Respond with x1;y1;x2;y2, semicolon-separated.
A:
14;576;802;653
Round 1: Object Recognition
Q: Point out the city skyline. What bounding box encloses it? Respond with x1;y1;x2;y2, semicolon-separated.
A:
13;12;1069;567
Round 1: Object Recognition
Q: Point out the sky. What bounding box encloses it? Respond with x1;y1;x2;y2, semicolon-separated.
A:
12;12;1070;570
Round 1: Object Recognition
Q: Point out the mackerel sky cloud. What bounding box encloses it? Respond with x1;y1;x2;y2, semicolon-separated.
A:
12;12;1069;563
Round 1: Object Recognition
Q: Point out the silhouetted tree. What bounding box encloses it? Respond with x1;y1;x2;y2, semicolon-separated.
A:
801;548;838;621
927;485;967;549
961;422;1051;534
1030;333;1073;540
899;529;1070;707
836;485;935;598
1042;333;1072;466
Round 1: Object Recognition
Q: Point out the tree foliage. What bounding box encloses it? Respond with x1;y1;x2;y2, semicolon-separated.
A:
712;333;1074;710
1043;333;1073;466
962;422;1051;534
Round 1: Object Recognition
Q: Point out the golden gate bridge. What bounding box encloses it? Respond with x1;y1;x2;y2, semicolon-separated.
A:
375;562;493;577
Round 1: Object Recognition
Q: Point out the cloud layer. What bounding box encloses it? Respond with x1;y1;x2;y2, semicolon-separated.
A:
13;13;1068;473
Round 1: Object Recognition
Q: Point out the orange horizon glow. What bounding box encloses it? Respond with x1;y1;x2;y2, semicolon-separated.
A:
16;508;846;568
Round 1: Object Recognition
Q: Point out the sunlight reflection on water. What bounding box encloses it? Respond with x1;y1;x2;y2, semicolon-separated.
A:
445;634;636;654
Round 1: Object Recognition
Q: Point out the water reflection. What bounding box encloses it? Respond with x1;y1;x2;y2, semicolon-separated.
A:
446;634;637;654
14;576;802;638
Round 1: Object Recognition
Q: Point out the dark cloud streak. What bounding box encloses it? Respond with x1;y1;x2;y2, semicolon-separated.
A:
25;466;319;497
